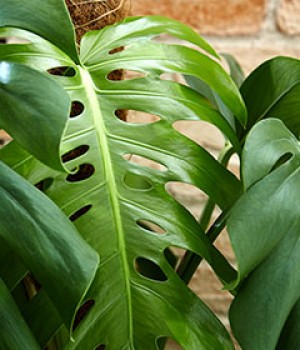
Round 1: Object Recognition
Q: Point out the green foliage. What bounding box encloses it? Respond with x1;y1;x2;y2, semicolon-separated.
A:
0;62;70;171
0;0;300;349
0;61;99;348
186;55;300;348
240;57;300;137
229;119;300;350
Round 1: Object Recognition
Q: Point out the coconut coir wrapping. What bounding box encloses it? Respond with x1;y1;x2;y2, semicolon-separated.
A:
66;0;130;121
65;0;130;43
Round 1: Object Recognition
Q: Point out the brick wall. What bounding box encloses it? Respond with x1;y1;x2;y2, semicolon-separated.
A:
132;0;300;75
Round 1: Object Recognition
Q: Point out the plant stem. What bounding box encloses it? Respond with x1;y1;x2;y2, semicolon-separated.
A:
176;144;237;284
200;143;236;231
176;210;229;284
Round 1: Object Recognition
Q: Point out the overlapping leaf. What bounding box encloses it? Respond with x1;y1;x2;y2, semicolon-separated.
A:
240;56;300;137
0;61;71;171
0;0;78;62
184;53;245;134
227;119;300;349
0;278;40;350
0;60;99;347
0;161;99;342
0;6;247;348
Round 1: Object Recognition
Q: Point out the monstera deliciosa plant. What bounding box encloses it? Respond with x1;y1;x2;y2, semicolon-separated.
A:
1;0;300;349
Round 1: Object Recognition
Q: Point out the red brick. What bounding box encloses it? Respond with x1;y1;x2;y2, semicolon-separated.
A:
132;0;267;35
277;0;300;35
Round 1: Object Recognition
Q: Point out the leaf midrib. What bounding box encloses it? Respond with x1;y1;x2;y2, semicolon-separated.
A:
80;67;134;345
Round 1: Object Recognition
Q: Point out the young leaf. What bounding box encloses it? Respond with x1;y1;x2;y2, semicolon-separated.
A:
227;119;300;349
221;53;245;88
185;53;245;132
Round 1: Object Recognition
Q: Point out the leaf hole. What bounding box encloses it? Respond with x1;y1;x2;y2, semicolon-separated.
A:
115;109;127;121
22;273;41;300
0;36;30;45
73;299;95;331
165;247;186;270
270;152;293;172
165;182;208;220
47;66;76;77
173;120;225;153
34;178;54;192
109;47;123;54
0;130;11;146
156;337;183;350
124;172;153;191
69;205;92;222
123;154;168;172
108;44;134;55
160;72;183;82
125;110;161;124
106;69;124;82
107;69;145;81
70;101;85;118
95;345;106;350
137;220;166;235
61;145;90;163
135;257;168;282
66;164;95;182
124;70;146;80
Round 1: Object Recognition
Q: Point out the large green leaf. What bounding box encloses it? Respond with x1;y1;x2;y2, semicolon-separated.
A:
0;278;40;350
0;61;71;171
277;299;300;349
240;56;300;137
88;15;220;59
0;14;242;348
0;160;99;334
0;0;78;63
227;119;300;349
81;17;247;128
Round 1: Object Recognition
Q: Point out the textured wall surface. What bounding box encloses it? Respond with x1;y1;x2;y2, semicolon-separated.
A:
133;0;267;35
132;0;300;74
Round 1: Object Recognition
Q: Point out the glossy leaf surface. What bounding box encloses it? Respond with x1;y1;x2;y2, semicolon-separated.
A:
81;18;247;128
241;56;300;137
0;12;242;349
0;278;40;350
0;61;71;171
0;161;99;332
228;119;300;349
277;299;300;349
94;15;220;59
0;0;78;62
